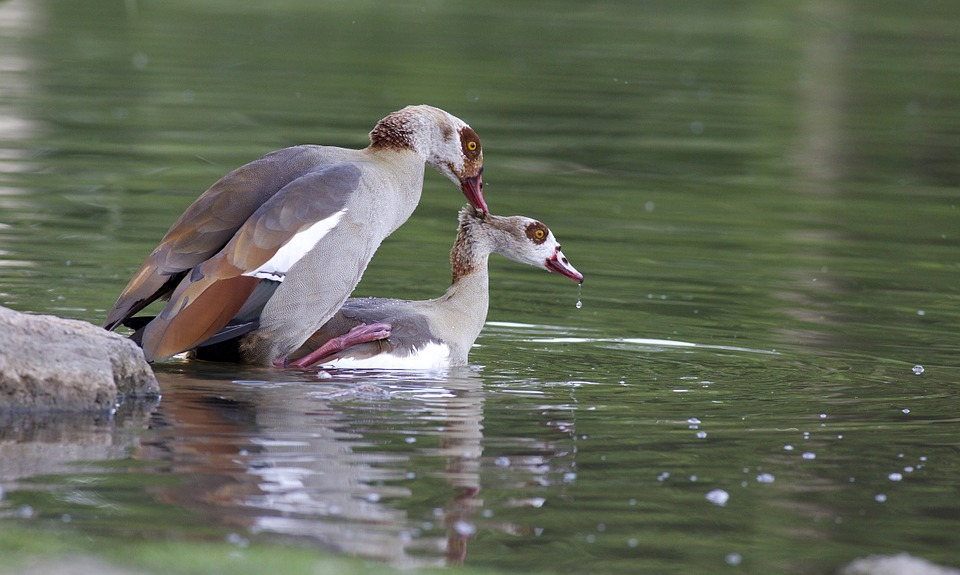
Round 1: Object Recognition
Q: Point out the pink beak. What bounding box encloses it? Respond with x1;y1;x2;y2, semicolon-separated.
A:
546;247;583;284
460;169;487;213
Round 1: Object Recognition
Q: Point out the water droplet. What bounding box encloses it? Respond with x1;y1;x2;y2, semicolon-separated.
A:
705;489;730;507
575;283;583;309
452;520;477;536
912;364;924;375
756;473;775;484
131;51;149;70
695;431;708;439
802;452;816;460
725;552;743;566
875;493;887;503
888;472;903;482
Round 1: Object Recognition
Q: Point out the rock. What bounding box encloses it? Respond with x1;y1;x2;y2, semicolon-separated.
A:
840;553;960;575
0;306;159;411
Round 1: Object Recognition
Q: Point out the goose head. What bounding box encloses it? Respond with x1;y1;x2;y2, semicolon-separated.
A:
370;105;486;213
461;207;583;283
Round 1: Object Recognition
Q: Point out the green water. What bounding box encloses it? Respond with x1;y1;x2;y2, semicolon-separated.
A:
2;0;959;573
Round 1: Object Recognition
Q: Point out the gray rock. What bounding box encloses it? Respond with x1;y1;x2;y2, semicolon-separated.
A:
0;306;159;411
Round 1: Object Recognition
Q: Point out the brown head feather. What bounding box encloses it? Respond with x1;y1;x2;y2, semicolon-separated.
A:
368;110;416;151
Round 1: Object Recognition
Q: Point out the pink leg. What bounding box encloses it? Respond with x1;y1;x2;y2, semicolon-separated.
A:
287;322;392;368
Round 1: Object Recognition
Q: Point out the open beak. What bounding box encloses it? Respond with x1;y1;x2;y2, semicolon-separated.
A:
546;247;583;284
459;169;487;214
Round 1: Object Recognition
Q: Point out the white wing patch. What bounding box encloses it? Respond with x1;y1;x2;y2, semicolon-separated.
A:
317;342;450;370
244;209;347;281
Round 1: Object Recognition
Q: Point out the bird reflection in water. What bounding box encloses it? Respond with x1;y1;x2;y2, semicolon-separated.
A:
135;367;498;567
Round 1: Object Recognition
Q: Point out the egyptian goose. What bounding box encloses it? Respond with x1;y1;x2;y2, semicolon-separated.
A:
263;206;583;369
103;105;486;365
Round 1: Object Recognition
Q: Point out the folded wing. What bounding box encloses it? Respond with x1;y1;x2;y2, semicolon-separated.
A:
137;162;360;361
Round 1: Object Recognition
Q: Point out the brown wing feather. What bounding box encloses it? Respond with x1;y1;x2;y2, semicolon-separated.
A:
103;146;328;330
134;163;361;362
140;274;259;362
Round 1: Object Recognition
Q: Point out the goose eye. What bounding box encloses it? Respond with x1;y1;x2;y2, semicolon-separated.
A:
525;223;548;244
460;127;481;157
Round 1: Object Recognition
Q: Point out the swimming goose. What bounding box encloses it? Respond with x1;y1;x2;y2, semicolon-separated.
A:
103;105;486;365
272;206;583;369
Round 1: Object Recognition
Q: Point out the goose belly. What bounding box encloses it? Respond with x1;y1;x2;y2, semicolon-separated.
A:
318;341;450;370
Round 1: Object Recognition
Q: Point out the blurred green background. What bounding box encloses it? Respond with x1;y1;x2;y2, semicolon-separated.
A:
1;1;959;573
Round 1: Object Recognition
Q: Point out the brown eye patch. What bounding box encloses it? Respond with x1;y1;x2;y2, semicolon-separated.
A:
525;222;548;244
460;127;481;158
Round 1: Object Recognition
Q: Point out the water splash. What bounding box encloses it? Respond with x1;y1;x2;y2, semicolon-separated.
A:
576;283;583;309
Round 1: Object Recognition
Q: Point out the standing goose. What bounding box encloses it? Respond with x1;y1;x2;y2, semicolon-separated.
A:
103;105;486;366
266;206;583;369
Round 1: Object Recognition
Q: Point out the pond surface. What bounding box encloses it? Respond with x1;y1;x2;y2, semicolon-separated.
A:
2;0;959;573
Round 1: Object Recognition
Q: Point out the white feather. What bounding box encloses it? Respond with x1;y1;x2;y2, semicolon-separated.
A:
244;209;347;281
317;341;450;370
